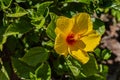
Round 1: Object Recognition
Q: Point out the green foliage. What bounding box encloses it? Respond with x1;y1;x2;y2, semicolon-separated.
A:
0;70;9;80
66;56;82;78
11;57;35;79
81;54;98;77
29;62;51;80
20;47;49;66
15;0;26;3
35;62;51;80
46;13;57;40
6;5;27;17
5;17;32;36
0;62;9;80
65;0;91;4
0;28;7;50
94;48;111;61
111;3;120;21
0;0;115;80
93;18;105;36
0;0;12;9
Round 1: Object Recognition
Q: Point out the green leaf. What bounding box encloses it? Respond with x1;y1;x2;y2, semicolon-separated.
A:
0;70;9;80
66;56;82;78
6;5;28;17
4;17;32;36
94;48;101;58
31;15;45;30
15;0;26;3
65;0;91;4
6;13;27;18
81;54;98;77
100;65;108;76
0;27;7;50
35;62;51;80
93;18;105;36
42;40;54;47
30;1;53;30
78;0;91;4
102;49;111;60
66;59;81;77
11;57;35;79
0;62;9;80
35;1;53;16
0;36;7;50
111;4;120;21
46;13;57;40
29;72;37;80
53;56;68;76
20;47;49;66
112;9;117;16
116;11;120;21
0;0;12;9
94;48;111;60
80;74;105;80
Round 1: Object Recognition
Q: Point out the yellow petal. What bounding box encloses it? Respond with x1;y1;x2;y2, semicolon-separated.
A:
72;13;92;34
84;16;93;35
55;16;74;35
70;50;89;64
54;34;68;56
69;40;86;51
81;31;101;51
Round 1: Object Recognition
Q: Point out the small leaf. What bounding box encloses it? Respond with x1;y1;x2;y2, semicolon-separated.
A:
35;1;53;16
5;17;32;36
0;70;9;80
7;13;27;17
78;0;91;4
112;9;117;17
0;36;7;50
15;0;26;3
53;56;68;76
94;48;101;58
66;59;81;77
93;18;105;36
101;65;109;75
6;5;27;17
81;54;98;77
65;0;91;4
0;28;7;50
116;11;120;21
29;1;53;30
31;15;45;30
66;56;82;78
29;72;37;80
0;0;12;9
46;13;57;40
20;47;49;66
11;57;35;79
102;49;111;60
42;40;54;47
0;63;9;80
35;62;51;80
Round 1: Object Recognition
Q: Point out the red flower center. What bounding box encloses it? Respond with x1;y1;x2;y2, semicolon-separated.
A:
66;33;76;45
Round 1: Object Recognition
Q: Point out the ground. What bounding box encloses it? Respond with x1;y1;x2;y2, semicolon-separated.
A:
100;14;120;80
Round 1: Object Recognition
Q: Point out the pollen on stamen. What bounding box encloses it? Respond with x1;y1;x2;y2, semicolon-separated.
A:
66;33;76;45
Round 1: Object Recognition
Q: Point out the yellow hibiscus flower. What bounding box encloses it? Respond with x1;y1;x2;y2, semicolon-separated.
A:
54;13;101;64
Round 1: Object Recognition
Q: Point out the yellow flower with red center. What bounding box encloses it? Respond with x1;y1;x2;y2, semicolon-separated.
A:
54;13;101;64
